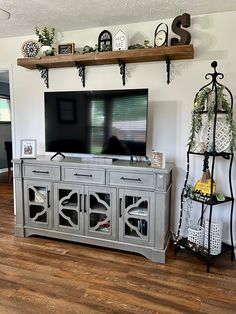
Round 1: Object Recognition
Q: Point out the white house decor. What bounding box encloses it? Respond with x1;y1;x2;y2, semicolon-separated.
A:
113;29;128;51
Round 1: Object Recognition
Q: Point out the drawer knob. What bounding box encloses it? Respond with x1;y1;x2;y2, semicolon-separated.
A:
32;170;49;174
120;176;141;182
74;173;92;178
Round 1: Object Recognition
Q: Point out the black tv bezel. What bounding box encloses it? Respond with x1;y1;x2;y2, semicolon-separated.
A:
44;88;148;157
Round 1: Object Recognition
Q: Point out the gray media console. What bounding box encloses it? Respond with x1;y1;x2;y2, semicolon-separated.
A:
13;156;173;263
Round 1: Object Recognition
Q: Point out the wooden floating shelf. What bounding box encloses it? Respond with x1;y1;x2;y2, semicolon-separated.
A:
17;45;194;69
17;45;194;87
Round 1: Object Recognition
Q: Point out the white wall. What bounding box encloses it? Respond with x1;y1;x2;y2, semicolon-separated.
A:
0;11;235;243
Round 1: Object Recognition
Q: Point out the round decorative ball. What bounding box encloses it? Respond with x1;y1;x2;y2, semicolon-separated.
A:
21;40;40;58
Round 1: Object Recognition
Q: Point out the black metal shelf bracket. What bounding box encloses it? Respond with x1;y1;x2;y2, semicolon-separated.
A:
36;65;49;88
166;57;171;84
118;59;126;86
75;62;85;87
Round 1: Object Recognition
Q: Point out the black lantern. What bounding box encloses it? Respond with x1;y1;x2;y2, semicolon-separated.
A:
98;30;112;51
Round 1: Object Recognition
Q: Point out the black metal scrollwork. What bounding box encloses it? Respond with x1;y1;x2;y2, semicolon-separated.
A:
36;65;49;88
75;62;85;87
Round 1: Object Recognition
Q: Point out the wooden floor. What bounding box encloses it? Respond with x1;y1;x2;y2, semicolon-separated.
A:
0;178;235;313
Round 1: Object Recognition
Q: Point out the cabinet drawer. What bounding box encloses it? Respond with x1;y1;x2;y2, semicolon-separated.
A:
108;170;155;189
62;167;105;184
23;164;60;180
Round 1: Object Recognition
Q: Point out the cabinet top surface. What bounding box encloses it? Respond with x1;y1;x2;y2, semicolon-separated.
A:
14;155;173;173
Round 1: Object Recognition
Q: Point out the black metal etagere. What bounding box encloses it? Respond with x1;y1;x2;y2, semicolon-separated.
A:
175;61;235;272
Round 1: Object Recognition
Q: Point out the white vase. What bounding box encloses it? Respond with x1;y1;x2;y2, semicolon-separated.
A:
41;45;53;56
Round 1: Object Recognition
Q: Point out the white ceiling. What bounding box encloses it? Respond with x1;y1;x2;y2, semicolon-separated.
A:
0;0;236;39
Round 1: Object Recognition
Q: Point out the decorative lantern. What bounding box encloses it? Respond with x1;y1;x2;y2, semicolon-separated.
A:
98;30;112;52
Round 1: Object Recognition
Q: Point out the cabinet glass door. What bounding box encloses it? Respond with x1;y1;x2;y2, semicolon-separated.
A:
119;189;154;246
55;184;83;234
24;180;52;229
85;186;116;240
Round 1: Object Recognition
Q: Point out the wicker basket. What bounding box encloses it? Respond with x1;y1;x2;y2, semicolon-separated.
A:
204;219;222;255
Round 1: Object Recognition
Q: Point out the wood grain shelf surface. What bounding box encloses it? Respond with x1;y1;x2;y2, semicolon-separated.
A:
17;44;194;70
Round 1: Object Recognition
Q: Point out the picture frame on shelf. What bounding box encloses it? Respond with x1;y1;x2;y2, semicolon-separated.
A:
21;139;37;159
57;43;75;55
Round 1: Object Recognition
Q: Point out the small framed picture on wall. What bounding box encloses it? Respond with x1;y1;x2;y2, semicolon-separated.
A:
21;139;37;159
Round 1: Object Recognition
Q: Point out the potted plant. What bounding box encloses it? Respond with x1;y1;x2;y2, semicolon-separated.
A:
35;26;55;56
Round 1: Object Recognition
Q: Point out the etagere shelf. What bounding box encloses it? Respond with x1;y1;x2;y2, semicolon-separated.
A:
175;61;235;272
17;44;194;87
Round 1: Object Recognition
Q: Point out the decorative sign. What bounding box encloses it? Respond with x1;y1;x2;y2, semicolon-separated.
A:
113;29;128;51
194;178;216;197
57;43;75;55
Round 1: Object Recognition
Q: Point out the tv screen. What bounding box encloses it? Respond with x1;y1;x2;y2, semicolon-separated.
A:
45;89;148;157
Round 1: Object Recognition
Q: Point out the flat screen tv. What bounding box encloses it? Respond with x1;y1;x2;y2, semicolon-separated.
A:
45;89;148;157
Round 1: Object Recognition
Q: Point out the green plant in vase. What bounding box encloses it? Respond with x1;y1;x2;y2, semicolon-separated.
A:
35;26;55;56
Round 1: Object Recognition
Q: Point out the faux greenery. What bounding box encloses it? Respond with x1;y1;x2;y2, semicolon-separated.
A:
220;88;236;151
188;85;236;152
35;26;55;46
187;87;210;148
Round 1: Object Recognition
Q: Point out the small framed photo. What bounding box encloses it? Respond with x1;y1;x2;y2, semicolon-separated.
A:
57;43;75;55
21;139;37;159
151;150;166;168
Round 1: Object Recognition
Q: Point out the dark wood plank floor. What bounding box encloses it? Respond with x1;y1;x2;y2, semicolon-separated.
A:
0;178;235;313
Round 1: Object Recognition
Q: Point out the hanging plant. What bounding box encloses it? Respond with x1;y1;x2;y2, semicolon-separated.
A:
188;87;211;148
220;88;236;151
188;86;236;152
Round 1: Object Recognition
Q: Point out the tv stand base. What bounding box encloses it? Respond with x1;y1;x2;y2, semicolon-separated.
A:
18;226;170;263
